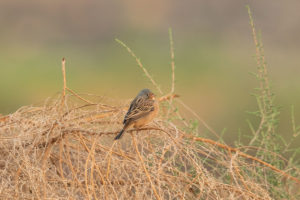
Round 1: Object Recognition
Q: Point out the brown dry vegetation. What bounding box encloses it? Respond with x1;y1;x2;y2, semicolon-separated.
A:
0;91;286;200
0;78;299;200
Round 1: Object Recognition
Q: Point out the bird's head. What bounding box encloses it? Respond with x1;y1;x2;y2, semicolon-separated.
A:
139;89;156;100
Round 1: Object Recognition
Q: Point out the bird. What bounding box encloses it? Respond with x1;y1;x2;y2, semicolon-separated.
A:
114;89;159;140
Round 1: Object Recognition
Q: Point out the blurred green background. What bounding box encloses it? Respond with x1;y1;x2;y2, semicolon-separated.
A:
1;0;300;144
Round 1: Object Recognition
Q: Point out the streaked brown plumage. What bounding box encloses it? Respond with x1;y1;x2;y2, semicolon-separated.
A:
114;89;159;140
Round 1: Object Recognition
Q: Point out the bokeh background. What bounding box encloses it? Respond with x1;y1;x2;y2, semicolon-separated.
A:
1;0;300;144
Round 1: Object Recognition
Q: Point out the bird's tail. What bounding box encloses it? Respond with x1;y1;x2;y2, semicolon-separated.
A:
114;129;125;140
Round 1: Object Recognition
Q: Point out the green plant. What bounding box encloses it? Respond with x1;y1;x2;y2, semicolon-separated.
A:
244;5;300;199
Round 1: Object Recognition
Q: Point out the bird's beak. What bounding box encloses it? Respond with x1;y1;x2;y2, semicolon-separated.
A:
149;93;155;100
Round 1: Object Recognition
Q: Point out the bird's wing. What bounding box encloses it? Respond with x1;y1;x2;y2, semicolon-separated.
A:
123;97;154;124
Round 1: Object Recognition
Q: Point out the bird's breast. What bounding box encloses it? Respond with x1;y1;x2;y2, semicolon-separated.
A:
133;100;159;128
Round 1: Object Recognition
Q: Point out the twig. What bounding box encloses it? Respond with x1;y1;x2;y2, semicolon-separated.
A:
166;28;176;119
61;58;67;107
185;134;300;184
115;39;163;95
176;98;220;139
169;28;175;94
66;88;94;104
159;94;179;102
106;141;117;180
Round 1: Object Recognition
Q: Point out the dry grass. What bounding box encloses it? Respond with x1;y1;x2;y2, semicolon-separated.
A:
0;93;272;200
1;88;299;200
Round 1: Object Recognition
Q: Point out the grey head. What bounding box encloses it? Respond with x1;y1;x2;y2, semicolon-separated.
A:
138;88;155;99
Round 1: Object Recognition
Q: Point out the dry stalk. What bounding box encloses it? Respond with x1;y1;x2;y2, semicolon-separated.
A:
169;28;175;95
115;39;163;95
61;57;67;109
106;141;117;180
66;87;94;104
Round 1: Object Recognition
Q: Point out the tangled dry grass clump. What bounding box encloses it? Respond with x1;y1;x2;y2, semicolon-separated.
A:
0;81;300;200
0;92;284;200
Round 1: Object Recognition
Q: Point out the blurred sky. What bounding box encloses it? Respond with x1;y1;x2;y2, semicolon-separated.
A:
1;0;300;143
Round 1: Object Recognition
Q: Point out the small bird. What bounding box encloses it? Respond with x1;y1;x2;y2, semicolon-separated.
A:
114;89;159;140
